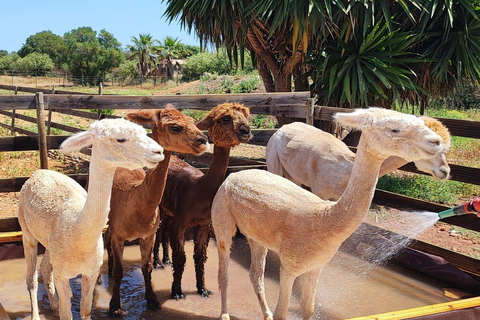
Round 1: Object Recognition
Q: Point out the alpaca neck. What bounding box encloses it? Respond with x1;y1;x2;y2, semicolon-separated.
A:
141;151;172;206
378;156;408;177
334;134;384;233
202;145;231;193
77;145;121;244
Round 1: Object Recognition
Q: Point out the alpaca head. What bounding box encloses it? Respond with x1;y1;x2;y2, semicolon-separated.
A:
60;118;164;170
196;102;252;148
335;108;444;163
412;117;451;179
126;105;209;155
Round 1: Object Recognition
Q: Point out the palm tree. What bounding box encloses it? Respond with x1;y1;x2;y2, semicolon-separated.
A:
158;36;191;60
127;34;159;81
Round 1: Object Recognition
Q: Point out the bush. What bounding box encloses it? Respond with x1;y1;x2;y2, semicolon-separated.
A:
182;52;232;81
17;53;55;75
0;53;20;73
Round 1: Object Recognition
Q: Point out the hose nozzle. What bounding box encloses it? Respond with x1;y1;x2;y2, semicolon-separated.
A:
438;198;480;219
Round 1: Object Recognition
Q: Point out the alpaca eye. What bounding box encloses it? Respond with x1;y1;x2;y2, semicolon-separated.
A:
116;138;127;143
170;126;182;133
391;129;400;133
222;116;232;122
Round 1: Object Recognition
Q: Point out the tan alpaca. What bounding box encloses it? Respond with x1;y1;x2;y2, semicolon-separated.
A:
105;106;208;315
212;108;446;320
266;117;450;201
18;119;164;320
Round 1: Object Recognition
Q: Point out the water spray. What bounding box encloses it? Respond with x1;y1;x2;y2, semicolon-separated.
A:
438;198;480;219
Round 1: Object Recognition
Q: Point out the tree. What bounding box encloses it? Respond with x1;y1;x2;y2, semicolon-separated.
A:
164;0;480;112
17;52;55;75
157;36;195;59
63;27;124;84
17;31;66;67
0;53;20;73
126;34;159;81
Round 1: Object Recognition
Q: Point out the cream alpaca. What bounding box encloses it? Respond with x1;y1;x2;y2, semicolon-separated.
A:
266;117;450;201
212;108;446;320
18;118;164;320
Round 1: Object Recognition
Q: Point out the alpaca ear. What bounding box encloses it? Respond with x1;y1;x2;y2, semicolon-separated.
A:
196;116;214;130
60;129;97;153
334;109;374;129
126;110;155;125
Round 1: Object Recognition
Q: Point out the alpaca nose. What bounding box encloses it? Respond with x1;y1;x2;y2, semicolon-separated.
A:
197;134;208;145
239;124;251;135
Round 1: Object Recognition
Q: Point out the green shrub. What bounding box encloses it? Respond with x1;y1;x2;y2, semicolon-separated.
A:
182;52;233;81
232;75;259;93
377;173;480;205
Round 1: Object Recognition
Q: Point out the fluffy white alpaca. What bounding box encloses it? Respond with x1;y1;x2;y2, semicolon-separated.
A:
266;118;450;201
18;118;164;320
212;108;446;320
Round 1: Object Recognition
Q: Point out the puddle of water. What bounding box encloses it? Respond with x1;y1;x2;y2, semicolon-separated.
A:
0;224;454;320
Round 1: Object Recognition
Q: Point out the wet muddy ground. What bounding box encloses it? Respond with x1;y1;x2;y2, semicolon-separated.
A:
0;235;455;320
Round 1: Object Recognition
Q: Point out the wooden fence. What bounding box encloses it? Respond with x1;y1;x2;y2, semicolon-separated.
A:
0;86;480;273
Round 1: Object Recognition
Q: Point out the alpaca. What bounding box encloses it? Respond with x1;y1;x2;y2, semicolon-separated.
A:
105;106;209;315
18;118;164;320
266;118;450;201
212;108;446;320
156;102;252;300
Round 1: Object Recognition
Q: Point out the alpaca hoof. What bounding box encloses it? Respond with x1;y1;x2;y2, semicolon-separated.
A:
220;313;230;320
162;257;171;264
198;288;212;297
109;304;124;317
147;299;162;310
171;291;185;300
153;259;164;269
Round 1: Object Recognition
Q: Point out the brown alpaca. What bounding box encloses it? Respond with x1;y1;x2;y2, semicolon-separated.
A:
155;102;252;300
104;106;208;316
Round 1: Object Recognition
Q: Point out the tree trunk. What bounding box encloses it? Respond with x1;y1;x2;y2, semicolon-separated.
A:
256;57;275;92
293;64;309;92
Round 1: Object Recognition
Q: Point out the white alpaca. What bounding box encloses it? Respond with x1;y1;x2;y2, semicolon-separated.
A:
266;118;450;201
212;108;446;320
18;118;164;320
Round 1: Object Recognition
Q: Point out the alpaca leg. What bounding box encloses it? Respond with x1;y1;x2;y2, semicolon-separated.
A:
161;215;172;264
80;273;97;320
153;226;164;269
248;239;273;320
55;276;73;320
109;236;125;316
216;230;233;320
139;235;161;310
273;266;296;320
193;224;211;297
212;200;238;320
40;250;59;316
104;228;113;277
299;269;321;320
22;229;41;320
170;225;187;300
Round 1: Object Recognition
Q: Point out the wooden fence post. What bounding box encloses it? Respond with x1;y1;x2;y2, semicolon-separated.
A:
97;82;103;119
306;98;315;125
35;92;48;169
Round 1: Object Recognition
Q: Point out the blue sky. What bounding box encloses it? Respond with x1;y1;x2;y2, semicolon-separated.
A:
0;0;199;53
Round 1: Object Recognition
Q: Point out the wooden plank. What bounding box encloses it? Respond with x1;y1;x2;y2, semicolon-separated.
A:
0;95;36;110
0;231;22;243
0;217;20;233
0;122;36;136
0;110;83;134
399;162;480;186
0;174;87;193
0;84;86;95
249;129;275;146
44;92;310;112
0;302;11;320
436;117;480;139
